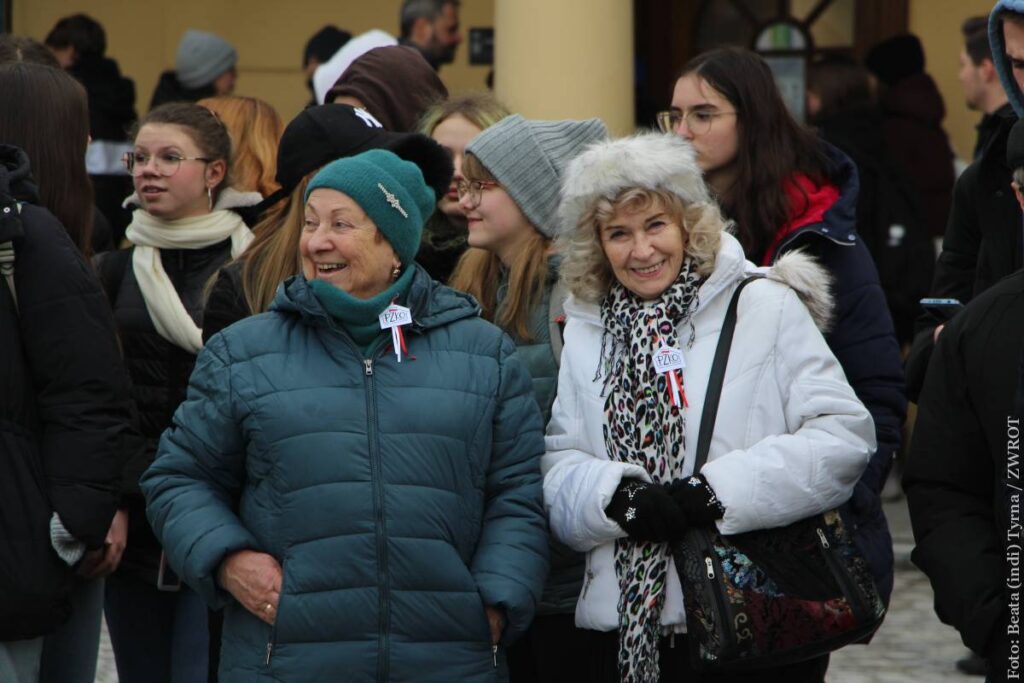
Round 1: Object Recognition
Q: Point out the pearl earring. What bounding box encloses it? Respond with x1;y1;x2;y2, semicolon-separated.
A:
392;265;401;280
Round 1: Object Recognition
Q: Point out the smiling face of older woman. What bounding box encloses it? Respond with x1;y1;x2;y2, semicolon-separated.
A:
301;188;400;300
598;196;687;300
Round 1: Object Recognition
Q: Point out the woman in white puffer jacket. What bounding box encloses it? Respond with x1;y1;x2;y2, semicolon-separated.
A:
542;132;875;683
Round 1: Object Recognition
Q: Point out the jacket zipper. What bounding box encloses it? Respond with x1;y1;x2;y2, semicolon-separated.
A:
265;561;287;666
362;354;393;683
580;569;595;599
816;526;869;623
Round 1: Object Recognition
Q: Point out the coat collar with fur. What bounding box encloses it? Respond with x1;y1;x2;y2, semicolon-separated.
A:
564;231;834;333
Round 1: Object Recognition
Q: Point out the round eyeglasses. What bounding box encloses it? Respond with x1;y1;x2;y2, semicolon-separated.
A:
123;152;212;177
655;109;736;136
456;179;500;207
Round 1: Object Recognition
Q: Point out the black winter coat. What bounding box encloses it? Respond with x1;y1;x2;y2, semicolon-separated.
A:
904;270;1024;664
905;109;1020;401
0;145;134;637
878;73;956;239
149;71;216;109
96;239;233;579
814;106;935;345
768;146;906;604
69;55;136;143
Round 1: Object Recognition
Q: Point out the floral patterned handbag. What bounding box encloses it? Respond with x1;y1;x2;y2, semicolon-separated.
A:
672;277;886;671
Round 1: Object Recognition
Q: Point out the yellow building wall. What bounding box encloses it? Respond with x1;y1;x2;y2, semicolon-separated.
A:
910;0;1001;161
13;0;495;126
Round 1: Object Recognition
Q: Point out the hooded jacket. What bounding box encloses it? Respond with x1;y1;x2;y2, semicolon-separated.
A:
0;145;135;638
542;232;875;632
768;145;906;604
906;2;1024;400
141;266;549;682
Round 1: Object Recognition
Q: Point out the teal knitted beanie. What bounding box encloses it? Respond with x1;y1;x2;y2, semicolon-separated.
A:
304;149;436;266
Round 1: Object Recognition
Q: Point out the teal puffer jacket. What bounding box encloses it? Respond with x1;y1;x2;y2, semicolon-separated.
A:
141;266;549;683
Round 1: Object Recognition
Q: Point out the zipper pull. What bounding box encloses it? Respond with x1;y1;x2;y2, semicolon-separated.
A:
581;570;594;599
364;359;373;376
266;642;273;665
704;556;715;579
492;644;498;667
816;527;830;549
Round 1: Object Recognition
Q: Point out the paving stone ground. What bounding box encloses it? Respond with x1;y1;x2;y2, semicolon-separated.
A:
94;497;978;683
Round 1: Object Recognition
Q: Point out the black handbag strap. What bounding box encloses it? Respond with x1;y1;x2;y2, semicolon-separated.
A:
694;275;764;471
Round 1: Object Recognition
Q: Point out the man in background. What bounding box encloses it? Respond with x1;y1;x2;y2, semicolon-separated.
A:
399;0;462;71
959;16;1012;160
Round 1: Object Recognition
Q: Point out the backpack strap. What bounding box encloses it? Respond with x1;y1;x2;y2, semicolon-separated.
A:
0;202;21;312
548;278;570;368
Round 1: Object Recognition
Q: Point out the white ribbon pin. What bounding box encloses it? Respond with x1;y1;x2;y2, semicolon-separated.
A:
379;303;412;362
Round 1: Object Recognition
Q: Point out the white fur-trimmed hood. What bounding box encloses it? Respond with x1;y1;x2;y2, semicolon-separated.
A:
763;248;834;333
558;132;713;235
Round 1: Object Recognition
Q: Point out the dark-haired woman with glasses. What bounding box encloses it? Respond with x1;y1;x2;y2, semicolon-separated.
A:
94;101;261;683
447;114;607;682
659;47;905;626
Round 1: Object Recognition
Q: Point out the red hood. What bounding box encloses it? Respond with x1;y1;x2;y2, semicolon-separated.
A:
761;174;840;265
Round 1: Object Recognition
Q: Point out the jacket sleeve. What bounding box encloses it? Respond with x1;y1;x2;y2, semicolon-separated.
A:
541;328;650;552
140;333;259;608
701;287;876;535
470;335;550;645
16;205;135;548
816;240;905;504
902;319;1006;656
201;264;251;344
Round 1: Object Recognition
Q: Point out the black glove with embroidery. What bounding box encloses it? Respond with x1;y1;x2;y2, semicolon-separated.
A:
605;479;687;542
667;474;726;527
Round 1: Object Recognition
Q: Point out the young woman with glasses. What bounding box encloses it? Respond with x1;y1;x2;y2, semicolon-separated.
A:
95;101;261;683
447;114;607;683
659;47;905;624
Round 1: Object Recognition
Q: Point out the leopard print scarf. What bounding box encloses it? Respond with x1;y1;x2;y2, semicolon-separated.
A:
600;258;703;683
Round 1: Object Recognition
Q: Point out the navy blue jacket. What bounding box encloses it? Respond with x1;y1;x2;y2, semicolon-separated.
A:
770;146;906;603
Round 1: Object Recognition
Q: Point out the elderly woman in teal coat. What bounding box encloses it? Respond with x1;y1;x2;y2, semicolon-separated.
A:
141;148;549;682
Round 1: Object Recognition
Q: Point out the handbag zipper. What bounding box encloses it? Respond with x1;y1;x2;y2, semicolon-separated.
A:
816;526;870;622
699;529;736;656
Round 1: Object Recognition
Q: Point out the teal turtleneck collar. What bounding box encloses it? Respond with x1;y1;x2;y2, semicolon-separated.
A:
309;266;416;353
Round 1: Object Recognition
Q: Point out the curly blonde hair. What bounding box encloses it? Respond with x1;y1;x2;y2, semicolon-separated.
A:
557;187;726;303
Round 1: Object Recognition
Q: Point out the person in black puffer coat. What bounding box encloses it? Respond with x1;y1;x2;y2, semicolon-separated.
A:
95;102;260;683
0;144;134;681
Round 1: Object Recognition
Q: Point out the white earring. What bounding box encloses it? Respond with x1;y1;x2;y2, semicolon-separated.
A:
207;186;213;211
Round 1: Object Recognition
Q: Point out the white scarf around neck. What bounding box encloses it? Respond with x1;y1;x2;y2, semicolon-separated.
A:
125;209;253;353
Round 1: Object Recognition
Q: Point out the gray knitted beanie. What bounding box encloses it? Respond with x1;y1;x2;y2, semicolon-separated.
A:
175;30;237;89
465;114;608;237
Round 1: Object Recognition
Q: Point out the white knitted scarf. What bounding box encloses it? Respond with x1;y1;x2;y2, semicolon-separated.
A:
125;208;252;353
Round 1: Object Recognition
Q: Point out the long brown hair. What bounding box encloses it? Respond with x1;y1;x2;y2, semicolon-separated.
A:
680;47;831;262
238;174;312;314
198;95;284;198
448;154;550;341
0;63;95;255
